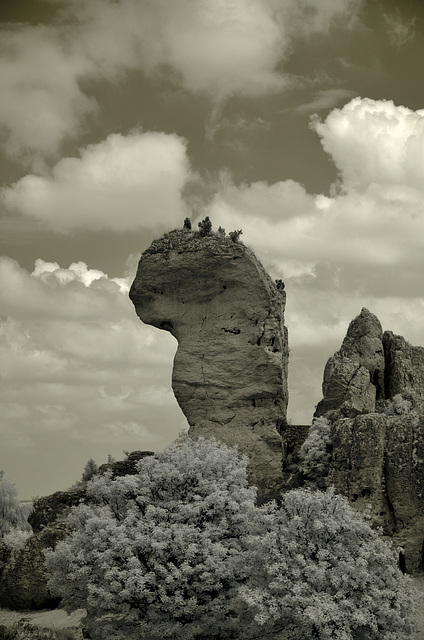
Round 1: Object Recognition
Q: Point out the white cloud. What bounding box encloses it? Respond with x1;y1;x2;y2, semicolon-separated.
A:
2;131;191;233
312;97;424;192
0;257;187;497
0;0;362;166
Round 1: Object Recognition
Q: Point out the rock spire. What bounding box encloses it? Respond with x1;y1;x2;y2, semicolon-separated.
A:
130;228;289;501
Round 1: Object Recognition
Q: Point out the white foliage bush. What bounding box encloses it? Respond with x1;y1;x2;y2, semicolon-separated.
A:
46;437;416;640
0;470;31;537
299;416;332;486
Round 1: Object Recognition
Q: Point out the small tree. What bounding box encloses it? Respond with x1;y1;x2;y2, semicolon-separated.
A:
298;416;332;487
0;470;29;536
183;217;192;231
228;229;242;242
197;216;212;236
81;457;98;483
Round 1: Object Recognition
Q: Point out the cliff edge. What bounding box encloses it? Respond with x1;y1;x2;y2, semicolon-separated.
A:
130;228;289;501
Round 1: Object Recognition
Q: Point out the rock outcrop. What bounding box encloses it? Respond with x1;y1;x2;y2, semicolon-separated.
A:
130;229;289;501
313;308;424;573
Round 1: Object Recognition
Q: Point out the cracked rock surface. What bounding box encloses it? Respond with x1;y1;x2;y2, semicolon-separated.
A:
315;308;424;573
130;229;289;501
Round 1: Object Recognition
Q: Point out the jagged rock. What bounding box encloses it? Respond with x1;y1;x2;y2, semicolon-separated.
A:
98;450;154;477
130;229;289;501
28;487;86;533
0;523;67;610
315;308;384;417
327;413;393;532
315;355;376;418
383;331;424;408
314;308;424;573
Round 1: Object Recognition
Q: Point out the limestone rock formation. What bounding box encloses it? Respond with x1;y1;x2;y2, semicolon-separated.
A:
313;308;424;573
130;229;289;501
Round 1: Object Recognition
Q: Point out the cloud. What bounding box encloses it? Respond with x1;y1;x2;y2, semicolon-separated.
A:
384;10;415;46
312;97;424;191
0;0;362;166
2;131;191;233
291;89;358;115
0;257;187;497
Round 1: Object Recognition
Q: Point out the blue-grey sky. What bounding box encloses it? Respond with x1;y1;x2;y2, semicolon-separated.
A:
1;0;424;498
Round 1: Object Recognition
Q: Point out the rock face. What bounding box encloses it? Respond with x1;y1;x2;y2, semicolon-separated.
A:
314;308;424;573
130;229;289;501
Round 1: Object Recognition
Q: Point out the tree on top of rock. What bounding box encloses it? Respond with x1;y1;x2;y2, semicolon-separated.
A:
197;216;212;236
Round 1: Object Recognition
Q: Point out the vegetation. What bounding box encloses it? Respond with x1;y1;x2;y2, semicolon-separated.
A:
80;458;99;483
45;437;416;640
228;229;242;242
298;416;333;488
197;216;212;236
0;470;30;537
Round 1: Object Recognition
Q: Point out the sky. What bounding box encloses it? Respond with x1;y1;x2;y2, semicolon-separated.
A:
1;0;424;498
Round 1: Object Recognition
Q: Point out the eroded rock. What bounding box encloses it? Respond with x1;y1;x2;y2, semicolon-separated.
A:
130;229;289;501
314;308;424;573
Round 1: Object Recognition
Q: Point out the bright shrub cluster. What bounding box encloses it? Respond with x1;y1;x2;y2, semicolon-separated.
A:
45;436;417;640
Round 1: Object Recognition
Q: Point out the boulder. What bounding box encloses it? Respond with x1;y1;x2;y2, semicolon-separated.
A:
28;487;86;534
130;229;289;501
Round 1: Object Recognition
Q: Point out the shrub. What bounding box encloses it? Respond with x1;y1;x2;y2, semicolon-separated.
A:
298;416;332;487
46;437;260;640
46;439;416;640
183;217;192;231
0;470;30;536
197;216;212;236
241;488;417;640
228;229;242;242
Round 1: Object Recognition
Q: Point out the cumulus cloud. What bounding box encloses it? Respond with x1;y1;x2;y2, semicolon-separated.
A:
312;97;424;191
0;257;187;497
2;131;191;233
0;0;362;166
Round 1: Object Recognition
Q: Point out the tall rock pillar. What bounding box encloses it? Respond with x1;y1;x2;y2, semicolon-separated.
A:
130;229;289;501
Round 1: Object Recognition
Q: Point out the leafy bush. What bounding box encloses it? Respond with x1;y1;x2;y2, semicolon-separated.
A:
46;436;260;640
0;470;30;536
3;527;31;549
228;229;242;242
241;488;417;640
46;438;416;640
298;416;332;487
